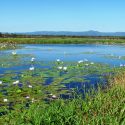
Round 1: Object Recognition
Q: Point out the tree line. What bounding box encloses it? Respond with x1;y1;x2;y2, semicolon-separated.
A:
1;32;125;39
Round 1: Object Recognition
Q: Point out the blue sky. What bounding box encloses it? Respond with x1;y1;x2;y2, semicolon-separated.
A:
0;0;125;32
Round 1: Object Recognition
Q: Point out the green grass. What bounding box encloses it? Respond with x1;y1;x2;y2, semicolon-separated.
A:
1;80;125;125
1;37;125;45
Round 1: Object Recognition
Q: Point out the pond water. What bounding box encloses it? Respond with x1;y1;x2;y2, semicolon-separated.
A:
0;44;125;101
4;44;125;65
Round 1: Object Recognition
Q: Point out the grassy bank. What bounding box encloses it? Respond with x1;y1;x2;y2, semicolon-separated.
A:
0;72;125;125
1;37;125;45
1;37;125;51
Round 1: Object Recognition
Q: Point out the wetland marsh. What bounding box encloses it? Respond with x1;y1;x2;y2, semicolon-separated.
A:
0;39;125;124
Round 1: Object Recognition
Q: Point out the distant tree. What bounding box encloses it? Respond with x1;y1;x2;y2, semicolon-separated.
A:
0;32;2;37
11;33;17;38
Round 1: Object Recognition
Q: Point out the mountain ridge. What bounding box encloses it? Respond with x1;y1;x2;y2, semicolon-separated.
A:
14;30;125;36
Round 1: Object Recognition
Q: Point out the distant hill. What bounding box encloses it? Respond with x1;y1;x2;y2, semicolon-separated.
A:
16;30;125;36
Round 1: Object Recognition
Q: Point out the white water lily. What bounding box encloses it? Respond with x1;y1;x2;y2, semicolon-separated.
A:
13;80;19;85
78;60;83;63
120;64;123;67
52;95;57;99
3;98;8;102
58;66;63;70
26;96;30;99
28;85;32;88
0;81;2;84
31;98;35;103
63;67;67;71
12;51;17;55
29;66;35;71
56;59;60;62
31;57;35;62
90;62;94;65
85;64;89;66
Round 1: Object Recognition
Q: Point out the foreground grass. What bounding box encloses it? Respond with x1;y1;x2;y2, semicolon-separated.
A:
1;72;125;125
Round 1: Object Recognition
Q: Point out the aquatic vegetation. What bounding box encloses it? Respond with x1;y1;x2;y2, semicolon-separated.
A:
1;79;125;124
102;54;125;60
80;51;97;54
1;43;125;124
0;52;122;109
